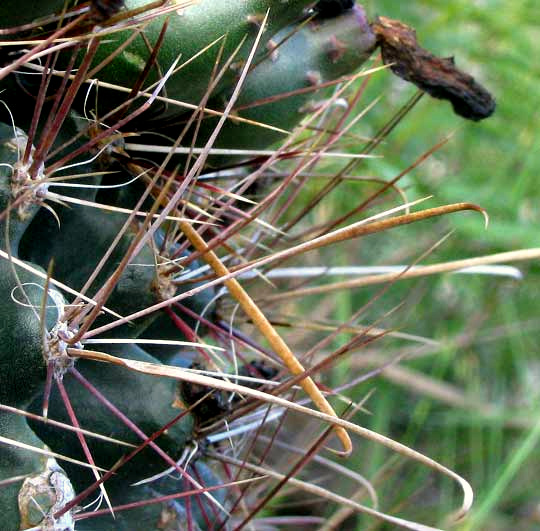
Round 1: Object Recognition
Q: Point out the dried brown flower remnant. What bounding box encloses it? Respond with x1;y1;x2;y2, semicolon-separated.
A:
372;16;496;121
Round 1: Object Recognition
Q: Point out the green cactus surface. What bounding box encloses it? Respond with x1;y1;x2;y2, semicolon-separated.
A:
182;4;377;165
71;0;318;118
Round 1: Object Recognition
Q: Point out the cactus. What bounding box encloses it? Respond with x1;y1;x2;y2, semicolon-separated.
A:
0;122;77;529
0;1;504;529
171;5;377;165
81;0;317;115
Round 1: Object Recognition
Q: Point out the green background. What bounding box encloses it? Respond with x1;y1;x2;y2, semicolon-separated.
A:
316;2;540;529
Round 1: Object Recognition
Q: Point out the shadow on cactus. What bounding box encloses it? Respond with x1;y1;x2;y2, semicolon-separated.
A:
0;1;533;530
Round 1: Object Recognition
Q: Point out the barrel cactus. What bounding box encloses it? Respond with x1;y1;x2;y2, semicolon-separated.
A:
0;1;498;529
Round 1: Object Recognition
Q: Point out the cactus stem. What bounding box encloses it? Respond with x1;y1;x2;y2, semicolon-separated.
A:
55;376;115;516
69;10;274;339
52;366;228;518
47;55;180;175
0;404;137;447
53;399;194;520
114;18;170;122
22;56;290;135
0;248;118;317
234;66;380;113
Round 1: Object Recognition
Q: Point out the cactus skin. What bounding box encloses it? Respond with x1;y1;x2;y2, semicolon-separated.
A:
165;5;377;165
75;461;226;530
0;123;76;531
27;344;194;489
76;0;317;118
0;263;63;407
18;184;216;346
74;481;189;530
20;202;158;314
0;124;65;408
0;123;44;252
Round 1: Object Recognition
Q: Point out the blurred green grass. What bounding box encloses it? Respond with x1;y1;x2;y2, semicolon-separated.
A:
316;2;540;529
